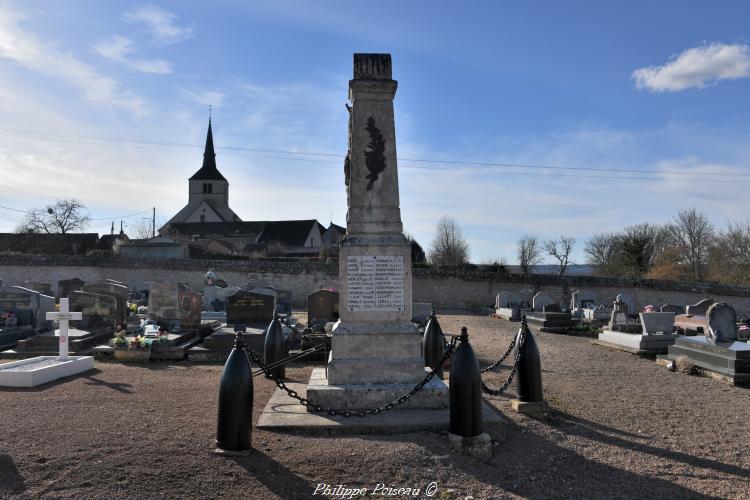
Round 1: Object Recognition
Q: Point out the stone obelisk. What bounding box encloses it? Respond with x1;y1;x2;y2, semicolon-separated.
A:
307;54;446;410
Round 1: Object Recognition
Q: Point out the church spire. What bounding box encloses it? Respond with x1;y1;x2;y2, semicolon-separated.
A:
189;118;226;181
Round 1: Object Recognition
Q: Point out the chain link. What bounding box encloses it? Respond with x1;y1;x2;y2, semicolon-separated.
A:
480;334;517;373
480;326;526;396
245;338;456;417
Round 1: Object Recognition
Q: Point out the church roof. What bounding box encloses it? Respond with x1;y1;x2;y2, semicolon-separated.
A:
189;120;226;181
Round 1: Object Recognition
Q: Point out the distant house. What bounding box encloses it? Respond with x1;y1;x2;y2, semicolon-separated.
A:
321;222;346;255
119;236;192;259
97;233;130;254
0;233;99;255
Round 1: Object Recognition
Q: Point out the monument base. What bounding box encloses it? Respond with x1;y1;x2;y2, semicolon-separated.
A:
595;330;679;355
306;367;448;410
257;378;507;435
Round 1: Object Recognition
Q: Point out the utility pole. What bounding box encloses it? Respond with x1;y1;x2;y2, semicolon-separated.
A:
152;207;156;238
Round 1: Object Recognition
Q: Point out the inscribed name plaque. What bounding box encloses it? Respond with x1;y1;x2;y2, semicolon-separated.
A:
346;255;404;312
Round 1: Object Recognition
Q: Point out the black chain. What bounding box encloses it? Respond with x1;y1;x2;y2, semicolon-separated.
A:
480;326;526;396
480;335;517;373
245;339;456;418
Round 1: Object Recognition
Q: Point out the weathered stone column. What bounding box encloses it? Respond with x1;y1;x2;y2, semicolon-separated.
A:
306;54;445;410
328;53;423;386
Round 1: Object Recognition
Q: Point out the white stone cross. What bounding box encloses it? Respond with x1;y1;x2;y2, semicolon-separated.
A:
46;298;82;361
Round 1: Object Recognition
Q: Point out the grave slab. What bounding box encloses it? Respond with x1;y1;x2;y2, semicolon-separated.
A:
666;335;750;385
0;356;95;387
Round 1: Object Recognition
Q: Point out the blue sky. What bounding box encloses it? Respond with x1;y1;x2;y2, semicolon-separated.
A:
1;1;749;263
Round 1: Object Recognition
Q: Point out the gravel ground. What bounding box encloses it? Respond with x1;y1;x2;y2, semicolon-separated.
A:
1;309;748;499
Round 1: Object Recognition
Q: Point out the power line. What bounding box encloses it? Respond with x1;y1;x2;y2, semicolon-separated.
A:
3;127;750;181
0;203;154;220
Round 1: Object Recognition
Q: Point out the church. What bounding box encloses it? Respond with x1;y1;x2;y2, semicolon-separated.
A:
123;120;345;259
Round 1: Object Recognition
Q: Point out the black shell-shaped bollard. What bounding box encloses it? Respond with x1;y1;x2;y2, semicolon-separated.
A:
215;332;253;452
423;310;445;378
264;313;286;379
516;317;544;402
449;327;483;437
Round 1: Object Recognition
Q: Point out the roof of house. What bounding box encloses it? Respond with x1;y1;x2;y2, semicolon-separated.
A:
326;222;346;235
166;221;266;238
256;220;320;247
188;119;226;181
0;233;99;255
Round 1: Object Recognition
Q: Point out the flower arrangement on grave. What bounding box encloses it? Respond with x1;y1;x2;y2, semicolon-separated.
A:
643;305;655;313
128;335;152;351
112;330;128;348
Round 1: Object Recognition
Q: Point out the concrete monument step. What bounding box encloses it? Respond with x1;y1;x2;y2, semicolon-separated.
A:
306;367;447;410
257;380;506;435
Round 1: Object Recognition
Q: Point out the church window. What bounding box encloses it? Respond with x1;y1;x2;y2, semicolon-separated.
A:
202;183;208;194
208;183;213;193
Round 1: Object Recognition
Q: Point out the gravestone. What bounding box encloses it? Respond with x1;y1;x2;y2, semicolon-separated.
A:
0;286;54;331
660;304;684;314
69;291;117;329
639;312;675;335
58;278;85;299
13;291;117;356
571;290;598;310
615;293;635;315
667;301;748;383
226;290;275;325
249;286;292;315
543;303;561;313
82;282;129;327
496;291;522;309
270;287;293;315
706;303;737;343
686;298;714;316
148;282;201;331
306;54;447;411
23;281;52;296
307;289;339;325
532;292;554;312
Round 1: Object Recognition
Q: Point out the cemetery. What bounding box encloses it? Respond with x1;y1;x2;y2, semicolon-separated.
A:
1;52;749;499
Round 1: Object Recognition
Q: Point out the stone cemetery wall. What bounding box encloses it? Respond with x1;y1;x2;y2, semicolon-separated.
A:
3;255;750;316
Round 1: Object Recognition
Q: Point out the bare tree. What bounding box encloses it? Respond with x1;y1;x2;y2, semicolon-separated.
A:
543;235;576;276
617;223;668;278
428;216;469;267
22;199;90;234
584;232;617;267
129;218;159;239
516;234;541;276
708;220;750;284
667;208;714;281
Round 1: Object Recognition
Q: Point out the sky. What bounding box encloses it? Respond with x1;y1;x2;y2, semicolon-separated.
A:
0;1;749;263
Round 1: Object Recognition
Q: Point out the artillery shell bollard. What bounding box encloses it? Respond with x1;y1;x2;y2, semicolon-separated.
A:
423;310;445;379
449;327;492;460
511;316;547;419
215;331;253;456
264;312;286;379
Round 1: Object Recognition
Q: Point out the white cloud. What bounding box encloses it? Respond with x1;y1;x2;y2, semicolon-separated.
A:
632;42;750;92
94;35;172;74
184;89;225;108
123;4;193;44
0;9;147;115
